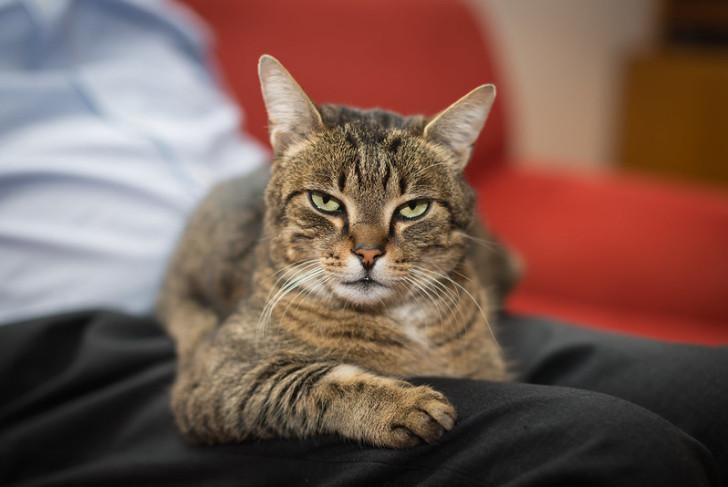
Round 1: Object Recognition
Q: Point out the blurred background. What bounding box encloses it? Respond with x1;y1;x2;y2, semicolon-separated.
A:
177;0;728;343
471;0;728;187
3;0;723;342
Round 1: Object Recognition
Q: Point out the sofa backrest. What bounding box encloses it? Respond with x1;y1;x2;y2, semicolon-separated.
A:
179;0;508;180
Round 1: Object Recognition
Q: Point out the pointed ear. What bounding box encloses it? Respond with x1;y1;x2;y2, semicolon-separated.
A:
258;55;324;155
423;84;496;171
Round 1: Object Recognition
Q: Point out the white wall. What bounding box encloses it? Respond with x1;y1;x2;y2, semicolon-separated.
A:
467;0;659;169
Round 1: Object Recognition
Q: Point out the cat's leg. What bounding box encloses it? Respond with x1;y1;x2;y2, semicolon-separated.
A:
308;364;457;448
170;341;456;448
157;295;218;360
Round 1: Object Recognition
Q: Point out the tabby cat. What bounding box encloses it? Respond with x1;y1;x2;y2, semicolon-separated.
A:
157;55;519;449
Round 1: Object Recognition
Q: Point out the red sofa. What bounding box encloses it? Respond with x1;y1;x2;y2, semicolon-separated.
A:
181;0;728;345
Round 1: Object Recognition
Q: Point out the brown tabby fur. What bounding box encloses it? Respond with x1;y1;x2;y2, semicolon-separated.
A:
157;56;520;448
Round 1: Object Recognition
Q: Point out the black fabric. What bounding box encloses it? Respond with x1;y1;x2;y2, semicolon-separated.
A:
1;311;725;487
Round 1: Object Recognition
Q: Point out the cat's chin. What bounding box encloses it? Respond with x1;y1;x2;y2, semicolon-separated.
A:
332;278;395;307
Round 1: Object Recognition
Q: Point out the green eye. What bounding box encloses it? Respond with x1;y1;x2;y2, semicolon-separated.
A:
398;200;430;219
310;192;342;213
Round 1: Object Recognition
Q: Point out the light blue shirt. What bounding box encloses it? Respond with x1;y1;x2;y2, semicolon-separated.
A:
0;0;270;324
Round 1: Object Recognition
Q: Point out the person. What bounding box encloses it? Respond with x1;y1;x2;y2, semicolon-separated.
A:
1;1;725;486
0;0;268;325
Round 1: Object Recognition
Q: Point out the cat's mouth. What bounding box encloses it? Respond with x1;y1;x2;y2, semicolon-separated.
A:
334;275;393;305
343;276;383;288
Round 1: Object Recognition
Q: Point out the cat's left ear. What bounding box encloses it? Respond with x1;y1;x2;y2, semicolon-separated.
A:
258;55;325;156
423;85;495;171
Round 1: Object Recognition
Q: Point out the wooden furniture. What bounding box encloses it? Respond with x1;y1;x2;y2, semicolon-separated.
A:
619;0;728;187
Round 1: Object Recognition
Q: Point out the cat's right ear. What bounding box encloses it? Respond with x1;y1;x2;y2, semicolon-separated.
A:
258;55;324;156
423;84;496;171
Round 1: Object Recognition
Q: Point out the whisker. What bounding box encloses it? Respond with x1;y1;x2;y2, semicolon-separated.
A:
409;269;464;332
256;264;324;348
402;275;441;331
263;259;320;286
417;268;462;307
278;272;339;344
413;265;502;354
260;260;321;308
460;232;499;250
429;260;472;284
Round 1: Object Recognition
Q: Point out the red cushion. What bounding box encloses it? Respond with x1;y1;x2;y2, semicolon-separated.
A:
477;165;728;344
178;0;508;180
511;292;727;345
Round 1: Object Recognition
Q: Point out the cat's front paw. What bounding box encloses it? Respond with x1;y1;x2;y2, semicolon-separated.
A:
320;368;457;448
379;384;457;449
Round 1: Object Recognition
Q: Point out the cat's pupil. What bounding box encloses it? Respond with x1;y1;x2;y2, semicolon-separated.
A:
322;195;331;204
409;201;417;210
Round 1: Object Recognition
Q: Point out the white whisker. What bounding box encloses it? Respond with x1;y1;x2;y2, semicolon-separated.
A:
409;269;463;332
412;265;502;353
461;232;499;250
256;263;324;348
402;274;441;331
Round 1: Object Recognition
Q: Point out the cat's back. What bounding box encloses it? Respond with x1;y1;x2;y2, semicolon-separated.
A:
159;166;270;322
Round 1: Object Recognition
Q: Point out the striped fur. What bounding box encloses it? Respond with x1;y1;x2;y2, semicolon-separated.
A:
157;56;519;448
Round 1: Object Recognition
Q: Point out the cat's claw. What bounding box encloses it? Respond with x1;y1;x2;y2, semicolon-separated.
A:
376;386;457;449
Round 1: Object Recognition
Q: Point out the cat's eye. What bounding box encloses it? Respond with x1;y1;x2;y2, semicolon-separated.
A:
309;192;343;213
398;200;430;220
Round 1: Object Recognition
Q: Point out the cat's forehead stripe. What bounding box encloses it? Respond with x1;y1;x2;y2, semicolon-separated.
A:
382;161;391;193
398;176;408;196
344;130;359;151
338;171;346;192
387;136;402;154
340;126;403;196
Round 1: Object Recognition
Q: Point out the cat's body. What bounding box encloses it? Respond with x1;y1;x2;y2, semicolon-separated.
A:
157;56;519;448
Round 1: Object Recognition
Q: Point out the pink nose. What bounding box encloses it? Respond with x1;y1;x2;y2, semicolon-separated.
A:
354;247;384;267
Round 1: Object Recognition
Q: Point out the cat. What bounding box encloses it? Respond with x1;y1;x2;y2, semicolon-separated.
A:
157;55;520;449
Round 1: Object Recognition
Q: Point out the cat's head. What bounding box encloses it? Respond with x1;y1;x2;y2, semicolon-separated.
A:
258;55;495;308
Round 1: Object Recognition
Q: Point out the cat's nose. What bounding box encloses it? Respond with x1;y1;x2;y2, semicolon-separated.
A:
353;246;385;268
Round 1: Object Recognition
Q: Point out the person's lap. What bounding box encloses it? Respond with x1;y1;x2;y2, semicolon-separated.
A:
498;313;728;481
0;311;724;486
